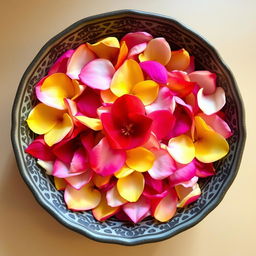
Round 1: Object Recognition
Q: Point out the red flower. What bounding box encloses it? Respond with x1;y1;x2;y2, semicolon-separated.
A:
101;94;152;149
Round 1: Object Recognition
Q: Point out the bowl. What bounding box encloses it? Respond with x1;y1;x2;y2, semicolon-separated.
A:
11;10;246;245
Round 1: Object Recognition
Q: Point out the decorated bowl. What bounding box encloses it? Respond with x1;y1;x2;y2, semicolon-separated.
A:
11;9;246;245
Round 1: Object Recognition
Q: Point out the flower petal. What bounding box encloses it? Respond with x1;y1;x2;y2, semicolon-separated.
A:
152;189;177;222
106;185;127;207
115;41;128;69
66;44;95;79
90;137;126;176
36;73;75;110
44;113;73;147
166;49;190;71
65;170;93;190
189;71;216;95
194;159;215;177
26;103;63;134
139;37;171;65
142;133;160;150
114;164;134;178
100;89;118;103
128;43;147;59
123;196;150;223
54;177;67;190
126;147;155;172
167;135;195;164
87;37;120;60
92;192;120;221
110;59;144;97
70;147;89;173
148;149;176;180
176;183;201;207
139;61;168;84
48;49;74;75
64;182;101;211
197;87;226;115
37;160;54;175
75;115;102;131
184;56;195;73
131;80;159;105
194;116;229;163
117;172;145;202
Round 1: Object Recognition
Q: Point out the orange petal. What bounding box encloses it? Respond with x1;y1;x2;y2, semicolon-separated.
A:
75;116;102;131
87;37;120;61
54;177;67;191
110;59;144;97
92;174;112;188
27;103;64;134
139;38;171;65
100;89;118;103
117;172;144;202
115;41;128;69
44;113;73;146
166;49;190;71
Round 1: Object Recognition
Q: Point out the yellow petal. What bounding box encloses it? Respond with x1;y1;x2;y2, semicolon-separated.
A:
75;116;102;131
131;80;159;105
126;147;155;172
110;59;144;97
194;116;229;163
71;79;86;100
166;49;190;71
44;113;73;146
114;164;134;178
117;172;144;202
87;37;120;60
167;135;195;164
100;89;118;103
40;73;75;109
27;103;64;134
54;177;67;190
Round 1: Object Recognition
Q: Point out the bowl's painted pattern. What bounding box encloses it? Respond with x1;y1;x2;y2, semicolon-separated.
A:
12;10;245;245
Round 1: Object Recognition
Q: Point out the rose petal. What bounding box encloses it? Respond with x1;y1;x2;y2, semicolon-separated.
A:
184;56;195;74
66;44;95;79
139;37;171;65
139;61;168;84
115;41;128;69
75;115;102;131
148;148;176;180
87;37;120;61
90;137;126;176
70;147;89;173
110;59;144;97
64;182;101;211
176;183;201;207
179;176;199;188
194;159;215;177
65;170;93;190
100;89;118;103
128;43;147;59
167;135;195;164
197;87;226;115
114;164;134;178
166;49;190;71
131;80;159;105
126;147;155;172
54;177;67;190
92;174;112;189
44;113;73;147
106;185;127;207
142;133;160;150
37;160;54;175
123;196;150;223
117;172;144;202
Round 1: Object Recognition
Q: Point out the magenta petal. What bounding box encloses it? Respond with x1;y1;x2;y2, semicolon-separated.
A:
90;137;126;176
65;170;93;190
79;59;115;90
48;49;74;75
25;136;55;161
122;196;151;223
70;147;89;173
80;132;95;152
140;61;168;84
148;149;176;180
144;172;165;193
169;161;196;187
195;159;215;177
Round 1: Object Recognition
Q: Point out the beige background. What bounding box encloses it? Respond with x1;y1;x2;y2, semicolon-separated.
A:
0;0;255;255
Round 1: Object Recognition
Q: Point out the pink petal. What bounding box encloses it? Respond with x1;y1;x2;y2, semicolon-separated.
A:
197;113;232;138
52;159;84;178
128;42;147;59
122;196;151;223
189;71;216;95
65;169;93;190
142;133;160;150
80;131;95;152
179;176;198;188
106;185;127;207
194;159;215;177
176;183;201;207
197;87;226;115
148;148;176;180
79;59;115;90
148;110;176;140
25;136;55;161
48;49;74;75
145;87;175;114
66;44;95;79
90;137;126;176
140;61;168;84
70;147;89;173
144;172;166;193
121;31;153;50
169;161;196;187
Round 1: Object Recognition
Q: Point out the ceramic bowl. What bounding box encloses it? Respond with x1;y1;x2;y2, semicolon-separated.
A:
11;10;246;245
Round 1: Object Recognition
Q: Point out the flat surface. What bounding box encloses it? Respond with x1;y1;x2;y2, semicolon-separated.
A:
0;0;254;255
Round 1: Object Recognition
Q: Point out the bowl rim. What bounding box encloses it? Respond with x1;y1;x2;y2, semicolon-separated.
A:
11;9;246;246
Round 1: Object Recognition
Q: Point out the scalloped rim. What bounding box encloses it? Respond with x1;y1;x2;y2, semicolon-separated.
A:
11;9;246;246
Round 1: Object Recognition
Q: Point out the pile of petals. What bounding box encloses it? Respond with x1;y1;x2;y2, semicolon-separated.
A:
25;32;232;223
